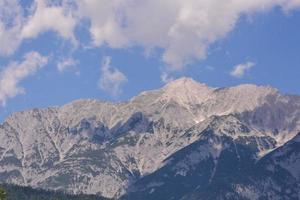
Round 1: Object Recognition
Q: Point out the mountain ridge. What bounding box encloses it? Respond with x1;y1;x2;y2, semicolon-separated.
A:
0;77;299;199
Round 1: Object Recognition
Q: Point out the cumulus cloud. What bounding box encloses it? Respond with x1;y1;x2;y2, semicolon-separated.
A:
0;51;48;106
57;57;78;73
0;0;77;56
1;0;300;74
0;0;23;56
230;61;255;78
77;0;300;71
76;0;129;48
98;56;127;97
21;0;77;43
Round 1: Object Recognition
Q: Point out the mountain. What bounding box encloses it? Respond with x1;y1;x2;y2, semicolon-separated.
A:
122;118;299;200
0;77;299;199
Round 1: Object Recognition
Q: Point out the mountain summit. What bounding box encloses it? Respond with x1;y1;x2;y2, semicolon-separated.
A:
0;77;299;199
161;77;214;106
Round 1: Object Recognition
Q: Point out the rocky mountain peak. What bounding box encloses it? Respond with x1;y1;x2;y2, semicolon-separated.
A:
160;77;214;105
163;77;212;91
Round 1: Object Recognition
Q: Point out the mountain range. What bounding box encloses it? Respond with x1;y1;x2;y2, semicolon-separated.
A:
0;77;299;199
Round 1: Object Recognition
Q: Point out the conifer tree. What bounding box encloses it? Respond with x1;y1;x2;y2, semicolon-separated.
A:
0;188;6;200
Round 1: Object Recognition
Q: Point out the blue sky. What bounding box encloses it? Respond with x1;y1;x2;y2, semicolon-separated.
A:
0;0;300;122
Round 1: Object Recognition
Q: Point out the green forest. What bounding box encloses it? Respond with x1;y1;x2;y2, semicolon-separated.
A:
0;184;109;200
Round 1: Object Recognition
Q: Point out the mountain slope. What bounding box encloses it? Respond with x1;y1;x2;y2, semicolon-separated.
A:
0;77;299;198
121;115;276;200
123;131;300;200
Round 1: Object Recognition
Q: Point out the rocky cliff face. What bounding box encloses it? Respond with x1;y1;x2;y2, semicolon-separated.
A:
0;77;299;199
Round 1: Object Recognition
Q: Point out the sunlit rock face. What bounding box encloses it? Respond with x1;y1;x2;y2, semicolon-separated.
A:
0;77;300;199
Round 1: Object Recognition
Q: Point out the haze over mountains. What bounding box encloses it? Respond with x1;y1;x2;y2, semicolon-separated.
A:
0;77;299;199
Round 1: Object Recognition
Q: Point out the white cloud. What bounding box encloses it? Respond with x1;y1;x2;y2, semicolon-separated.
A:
98;56;127;96
160;72;174;83
0;51;48;106
0;0;23;56
57;57;78;73
77;0;300;71
0;0;77;56
0;21;21;56
230;61;255;78
77;0;129;48
283;0;300;11
1;0;300;75
21;0;77;43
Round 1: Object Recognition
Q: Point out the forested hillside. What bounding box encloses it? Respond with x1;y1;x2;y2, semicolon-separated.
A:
0;184;108;200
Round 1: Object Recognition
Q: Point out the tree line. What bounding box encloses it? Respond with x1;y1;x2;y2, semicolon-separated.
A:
0;184;109;200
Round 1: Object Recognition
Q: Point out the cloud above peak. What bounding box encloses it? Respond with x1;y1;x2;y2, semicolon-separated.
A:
98;56;127;97
1;0;300;71
21;0;77;43
57;57;79;73
0;0;23;56
77;0;300;71
0;51;48;106
0;0;77;56
230;61;255;78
